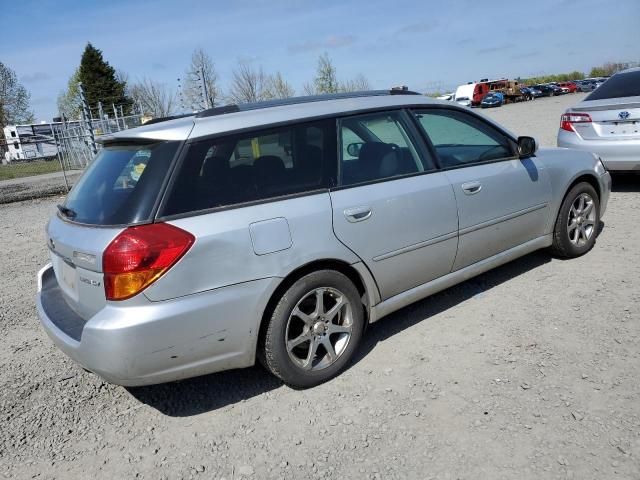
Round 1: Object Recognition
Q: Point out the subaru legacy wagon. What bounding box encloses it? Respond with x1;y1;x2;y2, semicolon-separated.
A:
37;90;611;388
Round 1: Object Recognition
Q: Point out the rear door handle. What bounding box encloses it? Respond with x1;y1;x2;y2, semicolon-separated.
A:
344;206;372;223
461;181;482;195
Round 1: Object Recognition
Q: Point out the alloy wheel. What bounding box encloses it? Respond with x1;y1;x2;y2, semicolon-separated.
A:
567;192;596;246
285;287;353;371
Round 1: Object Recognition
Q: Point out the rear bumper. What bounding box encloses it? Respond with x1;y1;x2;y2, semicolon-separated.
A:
557;130;640;171
37;264;279;386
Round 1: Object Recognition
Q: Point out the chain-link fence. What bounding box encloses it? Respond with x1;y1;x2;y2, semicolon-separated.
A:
1;113;144;204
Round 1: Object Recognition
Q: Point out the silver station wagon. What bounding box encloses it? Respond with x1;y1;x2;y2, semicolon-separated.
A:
37;90;611;388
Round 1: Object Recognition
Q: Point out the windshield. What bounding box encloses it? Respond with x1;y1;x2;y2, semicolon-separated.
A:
63;141;179;225
586;71;640;101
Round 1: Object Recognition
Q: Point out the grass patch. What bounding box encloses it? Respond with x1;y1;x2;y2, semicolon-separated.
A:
0;159;62;181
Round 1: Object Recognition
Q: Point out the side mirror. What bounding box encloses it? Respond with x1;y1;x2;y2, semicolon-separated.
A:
346;142;364;157
517;136;537;157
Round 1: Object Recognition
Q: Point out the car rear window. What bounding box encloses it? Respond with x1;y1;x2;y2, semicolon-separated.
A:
62;141;179;225
586;71;640;100
161;119;335;216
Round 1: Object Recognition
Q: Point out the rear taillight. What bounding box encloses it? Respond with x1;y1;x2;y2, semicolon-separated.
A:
103;223;194;301
560;112;592;132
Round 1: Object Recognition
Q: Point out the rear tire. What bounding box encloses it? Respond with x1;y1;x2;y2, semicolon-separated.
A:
550;182;600;258
260;270;364;388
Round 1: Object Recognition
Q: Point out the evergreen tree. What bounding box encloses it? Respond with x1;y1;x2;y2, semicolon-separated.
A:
78;43;130;113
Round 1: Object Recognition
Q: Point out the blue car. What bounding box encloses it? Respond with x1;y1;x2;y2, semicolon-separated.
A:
527;86;543;98
480;91;504;108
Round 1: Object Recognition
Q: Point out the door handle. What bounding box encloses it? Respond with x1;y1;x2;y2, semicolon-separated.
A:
461;181;482;195
344;206;372;223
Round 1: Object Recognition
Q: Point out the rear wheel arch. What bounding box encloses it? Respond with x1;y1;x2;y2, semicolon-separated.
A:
258;260;371;353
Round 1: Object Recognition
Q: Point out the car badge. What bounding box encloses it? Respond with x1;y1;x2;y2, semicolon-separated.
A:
49;238;55;250
618;111;630;120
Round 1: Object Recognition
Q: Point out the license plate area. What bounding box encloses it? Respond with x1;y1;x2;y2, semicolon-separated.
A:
51;251;79;301
599;121;640;137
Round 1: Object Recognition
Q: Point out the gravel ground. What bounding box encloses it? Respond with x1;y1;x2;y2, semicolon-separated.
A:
1;95;639;480
479;92;588;147
0;171;81;205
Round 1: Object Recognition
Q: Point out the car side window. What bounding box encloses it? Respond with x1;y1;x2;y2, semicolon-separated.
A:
412;109;515;168
162;119;335;216
338;110;435;187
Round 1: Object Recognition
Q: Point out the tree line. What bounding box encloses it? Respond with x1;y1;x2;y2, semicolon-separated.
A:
2;50;638;135
56;44;371;120
518;62;638;86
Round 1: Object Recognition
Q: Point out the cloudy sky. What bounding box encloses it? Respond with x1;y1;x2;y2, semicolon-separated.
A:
4;0;639;121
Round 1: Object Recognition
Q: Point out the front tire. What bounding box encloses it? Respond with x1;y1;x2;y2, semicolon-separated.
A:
550;182;600;258
260;270;364;388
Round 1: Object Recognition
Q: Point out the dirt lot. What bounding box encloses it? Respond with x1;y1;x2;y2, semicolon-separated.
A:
1;94;639;480
479;92;588;147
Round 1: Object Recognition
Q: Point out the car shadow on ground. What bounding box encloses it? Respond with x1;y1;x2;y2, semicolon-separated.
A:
611;172;639;192
351;250;551;364
128;250;552;417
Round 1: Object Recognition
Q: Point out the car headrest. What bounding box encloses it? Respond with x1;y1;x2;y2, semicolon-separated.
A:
254;155;285;175
358;142;397;181
201;155;229;181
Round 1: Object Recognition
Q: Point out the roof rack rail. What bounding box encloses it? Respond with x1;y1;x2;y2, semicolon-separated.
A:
195;88;421;118
142;113;194;125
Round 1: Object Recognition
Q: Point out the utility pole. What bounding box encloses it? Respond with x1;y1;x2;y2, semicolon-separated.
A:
200;66;210;109
78;82;97;157
177;77;186;113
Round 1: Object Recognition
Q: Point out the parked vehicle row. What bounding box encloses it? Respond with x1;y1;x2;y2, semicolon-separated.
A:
451;78;588;109
37;89;611;388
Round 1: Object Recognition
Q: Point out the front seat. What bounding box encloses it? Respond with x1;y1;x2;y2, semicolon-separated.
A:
356;142;398;183
254;155;286;195
198;155;230;208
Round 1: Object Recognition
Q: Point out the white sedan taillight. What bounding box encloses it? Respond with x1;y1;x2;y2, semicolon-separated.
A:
560;112;592;132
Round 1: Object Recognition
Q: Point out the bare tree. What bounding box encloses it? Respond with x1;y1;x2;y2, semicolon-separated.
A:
304;53;371;96
57;68;82;120
264;72;295;99
183;48;221;110
314;52;338;94
339;73;371;92
302;81;318;96
228;61;269;104
0;61;33;132
115;69;131;96
130;78;176;118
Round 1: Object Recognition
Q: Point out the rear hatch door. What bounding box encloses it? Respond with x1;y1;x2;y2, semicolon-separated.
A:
47;140;181;320
47;217;122;319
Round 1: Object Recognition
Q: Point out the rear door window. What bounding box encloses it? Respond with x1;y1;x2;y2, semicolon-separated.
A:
338;110;435;186
62;141;179;225
162;119;335;216
586;71;640;100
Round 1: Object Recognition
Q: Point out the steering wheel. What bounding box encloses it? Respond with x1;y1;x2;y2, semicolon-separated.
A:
478;145;506;161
